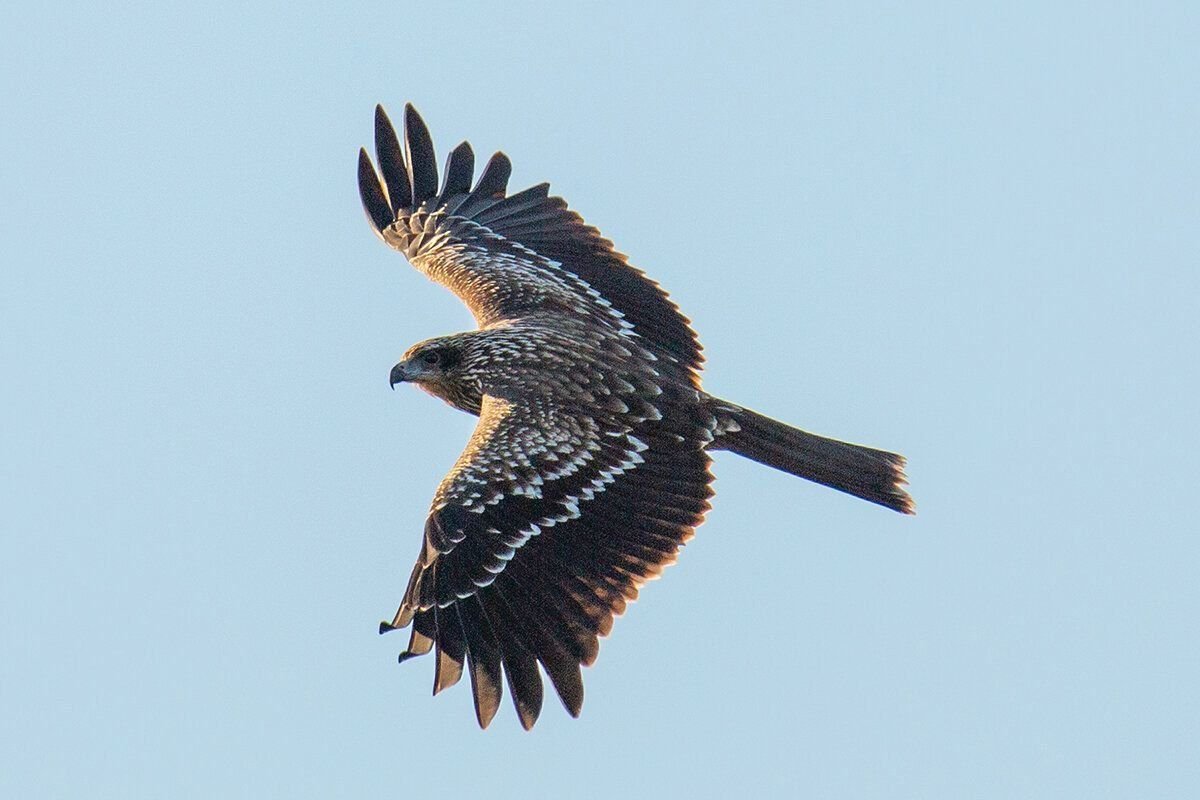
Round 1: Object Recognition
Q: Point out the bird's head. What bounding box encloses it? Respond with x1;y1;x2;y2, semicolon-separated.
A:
391;337;464;386
390;335;482;414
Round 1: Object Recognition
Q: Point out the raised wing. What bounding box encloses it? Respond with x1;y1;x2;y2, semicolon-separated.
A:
358;103;703;385
381;390;714;729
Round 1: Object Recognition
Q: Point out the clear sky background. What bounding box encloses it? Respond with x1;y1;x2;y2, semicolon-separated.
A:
3;2;1197;797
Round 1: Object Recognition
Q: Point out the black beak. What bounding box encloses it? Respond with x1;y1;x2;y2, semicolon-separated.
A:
389;362;407;390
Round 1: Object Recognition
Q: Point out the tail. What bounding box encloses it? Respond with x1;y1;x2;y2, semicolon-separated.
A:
709;400;914;514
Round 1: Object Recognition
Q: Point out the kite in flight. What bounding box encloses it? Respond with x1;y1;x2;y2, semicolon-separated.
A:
358;104;913;729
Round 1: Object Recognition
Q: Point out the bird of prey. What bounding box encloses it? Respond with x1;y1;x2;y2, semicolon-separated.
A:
358;103;913;730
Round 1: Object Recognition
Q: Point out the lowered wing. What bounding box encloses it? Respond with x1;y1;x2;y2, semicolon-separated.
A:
382;389;714;729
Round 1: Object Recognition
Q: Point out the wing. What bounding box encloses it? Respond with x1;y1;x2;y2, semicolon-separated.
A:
381;391;714;729
358;103;703;386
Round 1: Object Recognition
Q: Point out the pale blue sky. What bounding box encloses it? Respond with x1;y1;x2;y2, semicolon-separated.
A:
3;2;1198;797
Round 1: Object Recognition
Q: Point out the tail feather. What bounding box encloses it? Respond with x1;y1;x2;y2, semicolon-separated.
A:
711;401;914;514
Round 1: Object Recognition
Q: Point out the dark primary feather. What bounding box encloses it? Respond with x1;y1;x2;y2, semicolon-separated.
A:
439;141;475;203
456;599;503;728
373;105;410;215
357;149;392;234
403;103;439;206
458;152;512;213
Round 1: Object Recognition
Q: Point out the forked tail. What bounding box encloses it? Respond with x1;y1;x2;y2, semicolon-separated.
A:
709;400;914;514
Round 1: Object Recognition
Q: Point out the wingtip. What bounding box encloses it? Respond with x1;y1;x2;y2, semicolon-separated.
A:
474;698;500;730
437;139;476;203
402;102;438;204
403;102;424;130
374;104;395;140
517;707;538;731
357;147;374;175
357;148;391;233
458;151;512;212
433;667;463;696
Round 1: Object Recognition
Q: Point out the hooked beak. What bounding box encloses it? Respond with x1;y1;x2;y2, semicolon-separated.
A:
389;361;409;390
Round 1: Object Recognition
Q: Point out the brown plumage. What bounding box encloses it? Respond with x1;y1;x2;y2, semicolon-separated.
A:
360;103;914;729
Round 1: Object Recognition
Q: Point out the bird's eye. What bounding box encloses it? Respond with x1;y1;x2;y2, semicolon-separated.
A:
421;351;441;366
